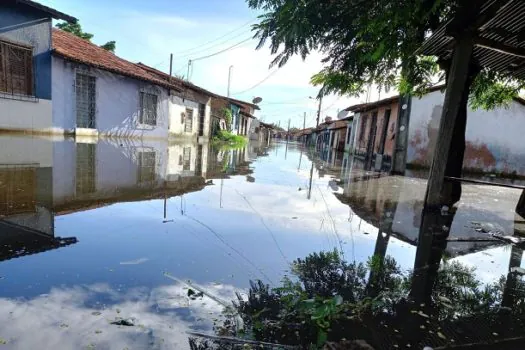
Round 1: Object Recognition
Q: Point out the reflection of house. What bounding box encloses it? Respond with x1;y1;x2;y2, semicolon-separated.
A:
136;63;215;142
335;174;513;257
0;0;76;133
52;29;180;138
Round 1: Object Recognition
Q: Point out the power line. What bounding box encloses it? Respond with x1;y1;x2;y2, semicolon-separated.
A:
171;18;257;58
231;68;281;95
190;37;253;62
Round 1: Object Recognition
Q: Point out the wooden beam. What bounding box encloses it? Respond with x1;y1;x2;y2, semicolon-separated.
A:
424;33;474;207
475;36;525;59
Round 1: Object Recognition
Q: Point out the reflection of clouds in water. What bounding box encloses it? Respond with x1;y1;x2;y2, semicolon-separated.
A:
0;281;238;349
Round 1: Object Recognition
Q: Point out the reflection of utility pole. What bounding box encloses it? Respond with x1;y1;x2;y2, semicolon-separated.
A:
307;158;314;200
298;149;303;171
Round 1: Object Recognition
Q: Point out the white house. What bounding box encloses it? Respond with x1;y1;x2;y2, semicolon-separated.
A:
0;0;76;133
136;63;214;142
51;29;181;139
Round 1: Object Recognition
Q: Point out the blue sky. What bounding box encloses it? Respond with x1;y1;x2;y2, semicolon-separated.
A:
42;0;383;127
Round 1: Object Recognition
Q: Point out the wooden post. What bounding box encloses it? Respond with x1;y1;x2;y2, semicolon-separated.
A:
425;33;474;207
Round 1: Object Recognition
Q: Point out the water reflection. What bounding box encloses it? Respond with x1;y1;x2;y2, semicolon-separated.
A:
0;138;525;348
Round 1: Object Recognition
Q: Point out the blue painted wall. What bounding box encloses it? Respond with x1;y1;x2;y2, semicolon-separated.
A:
0;3;53;99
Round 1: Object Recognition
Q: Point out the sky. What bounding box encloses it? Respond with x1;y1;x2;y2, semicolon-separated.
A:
41;0;390;128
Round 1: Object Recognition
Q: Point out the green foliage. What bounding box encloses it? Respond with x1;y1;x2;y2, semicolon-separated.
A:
55;22;93;41
212;130;247;147
222;108;233;131
99;40;116;53
222;249;525;349
248;0;522;110
55;21;116;52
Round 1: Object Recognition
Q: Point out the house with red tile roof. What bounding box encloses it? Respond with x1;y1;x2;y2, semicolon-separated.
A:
0;0;76;133
136;62;215;141
51;29;183;138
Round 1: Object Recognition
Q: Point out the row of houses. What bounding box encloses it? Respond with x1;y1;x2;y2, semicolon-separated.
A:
0;0;273;141
297;86;525;177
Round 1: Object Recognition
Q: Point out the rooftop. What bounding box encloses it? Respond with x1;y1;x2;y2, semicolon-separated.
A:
136;62;217;98
15;0;77;23
52;29;181;91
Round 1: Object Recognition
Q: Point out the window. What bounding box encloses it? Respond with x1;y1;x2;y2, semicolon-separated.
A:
182;147;191;171
346;126;352;144
137;151;156;183
76;73;96;128
198;103;205;136
0;40;33;96
76;143;96;195
139;92;158;126
185;108;193;133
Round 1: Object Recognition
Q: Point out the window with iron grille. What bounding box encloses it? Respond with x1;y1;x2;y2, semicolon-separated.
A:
185;108;193;133
0;40;33;96
139;92;158;126
76;73;96;129
137;151;157;183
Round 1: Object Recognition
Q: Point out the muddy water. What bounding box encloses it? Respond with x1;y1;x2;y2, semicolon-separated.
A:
0;135;523;349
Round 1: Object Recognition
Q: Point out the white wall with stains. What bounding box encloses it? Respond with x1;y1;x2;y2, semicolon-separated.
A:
408;90;525;175
52;57;170;139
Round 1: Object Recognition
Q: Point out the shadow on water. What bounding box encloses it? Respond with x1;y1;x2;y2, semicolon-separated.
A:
1;137;525;349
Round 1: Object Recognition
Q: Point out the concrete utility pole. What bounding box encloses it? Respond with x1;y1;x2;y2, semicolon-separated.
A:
227;65;233;97
186;60;192;81
316;96;323;127
169;54;173;82
303;112;306;130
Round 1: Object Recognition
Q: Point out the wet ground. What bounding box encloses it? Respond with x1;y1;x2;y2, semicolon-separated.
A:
0;135;524;349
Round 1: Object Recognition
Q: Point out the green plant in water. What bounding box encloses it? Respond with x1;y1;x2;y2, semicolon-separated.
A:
212;130;247;147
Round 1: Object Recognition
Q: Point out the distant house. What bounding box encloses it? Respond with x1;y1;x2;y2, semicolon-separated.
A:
51;29;181;138
345;96;400;172
328;119;350;152
344;86;525;176
136;63;215;141
0;0;76;132
210;96;258;137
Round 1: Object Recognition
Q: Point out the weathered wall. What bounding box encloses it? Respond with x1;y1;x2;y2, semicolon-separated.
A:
0;3;53;99
408;90;525;175
0;97;52;132
52;57;170;138
168;91;211;140
354;103;398;158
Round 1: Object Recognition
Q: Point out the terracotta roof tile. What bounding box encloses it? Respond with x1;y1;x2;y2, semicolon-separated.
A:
52;29;180;91
136;63;216;97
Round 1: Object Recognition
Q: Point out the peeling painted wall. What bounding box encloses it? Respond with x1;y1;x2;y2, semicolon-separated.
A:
408;90;525;175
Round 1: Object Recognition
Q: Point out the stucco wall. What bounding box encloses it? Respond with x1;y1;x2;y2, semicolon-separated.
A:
354;103;398;158
0;3;53;99
408;90;525;175
52;57;170;139
168;93;211;140
0;97;52;132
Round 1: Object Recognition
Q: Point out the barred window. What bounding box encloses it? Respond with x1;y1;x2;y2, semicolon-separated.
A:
139;92;158;126
182;147;191;171
185;108;193;133
0;40;33;96
137;151;156;183
76;73;96;129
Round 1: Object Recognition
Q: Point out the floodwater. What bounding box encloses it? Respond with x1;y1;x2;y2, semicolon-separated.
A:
0;135;524;349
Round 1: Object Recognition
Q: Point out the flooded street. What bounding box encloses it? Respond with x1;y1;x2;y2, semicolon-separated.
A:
0;135;524;349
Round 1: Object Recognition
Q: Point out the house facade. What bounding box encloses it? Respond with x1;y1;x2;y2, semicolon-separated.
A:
0;0;76;133
327;119;349;152
407;89;525;176
52;29;179;139
347;96;400;171
136;63;214;142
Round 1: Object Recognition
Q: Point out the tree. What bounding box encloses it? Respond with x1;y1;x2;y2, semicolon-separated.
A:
55;22;116;53
247;0;523;204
